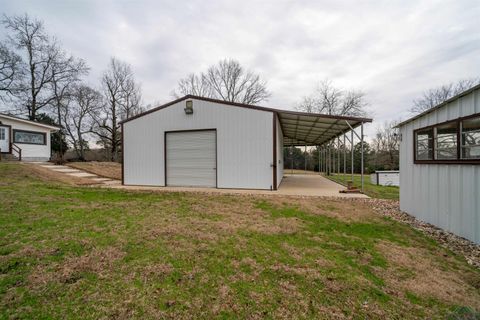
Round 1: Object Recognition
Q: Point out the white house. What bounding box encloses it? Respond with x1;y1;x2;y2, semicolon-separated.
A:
0;113;59;161
397;84;480;244
121;95;371;190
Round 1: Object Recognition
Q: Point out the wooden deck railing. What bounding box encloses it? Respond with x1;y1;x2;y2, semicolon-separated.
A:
11;143;22;161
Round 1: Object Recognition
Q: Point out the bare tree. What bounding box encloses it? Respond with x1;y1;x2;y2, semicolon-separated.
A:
371;120;400;170
118;70;143;119
50;49;89;126
91;57;143;161
296;79;367;116
411;78;480;114
0;42;22;101
174;73;213;98
2;14;59;119
173;59;270;104
62;84;101;160
49;50;89;161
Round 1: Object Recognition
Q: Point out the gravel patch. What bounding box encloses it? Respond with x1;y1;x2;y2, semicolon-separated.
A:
363;198;480;269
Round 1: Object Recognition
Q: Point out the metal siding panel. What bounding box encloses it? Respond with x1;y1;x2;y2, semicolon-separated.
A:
399;87;480;243
277;117;284;188
460;166;474;240
124;99;273;189
475;165;480;243
123;119;164;186
475;90;480;114
461;94;474;116
399;125;413;213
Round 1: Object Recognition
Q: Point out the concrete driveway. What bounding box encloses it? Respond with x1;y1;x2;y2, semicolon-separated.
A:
114;174;368;198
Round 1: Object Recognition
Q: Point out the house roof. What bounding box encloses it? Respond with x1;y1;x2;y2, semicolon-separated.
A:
0;113;60;131
397;83;480;128
120;95;372;146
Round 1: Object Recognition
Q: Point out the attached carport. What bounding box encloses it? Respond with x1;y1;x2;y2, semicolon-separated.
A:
275;110;372;193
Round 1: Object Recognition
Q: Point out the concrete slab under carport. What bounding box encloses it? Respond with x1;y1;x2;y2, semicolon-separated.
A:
277;174;367;198
112;174;368;198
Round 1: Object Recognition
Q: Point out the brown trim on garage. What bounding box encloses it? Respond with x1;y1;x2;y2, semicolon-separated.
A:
164;128;218;188
12;129;47;145
413;112;480;164
0;124;12;154
120;95;373;125
414;160;480;165
272;112;277;191
121;123;124;185
215;130;218;188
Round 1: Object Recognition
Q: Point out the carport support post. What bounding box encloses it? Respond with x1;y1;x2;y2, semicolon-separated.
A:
337;137;340;176
320;145;325;173
332;140;335;175
327;142;330;175
351;129;354;182
343;133;346;183
291;144;294;174
318;145;320;174
361;122;364;193
304;144;307;172
324;146;327;174
327;142;331;175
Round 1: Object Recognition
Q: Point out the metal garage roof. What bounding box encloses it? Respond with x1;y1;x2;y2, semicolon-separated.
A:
120;95;372;146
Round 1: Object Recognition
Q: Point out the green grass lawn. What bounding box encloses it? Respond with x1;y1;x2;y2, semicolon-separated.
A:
0;163;479;319
326;174;399;200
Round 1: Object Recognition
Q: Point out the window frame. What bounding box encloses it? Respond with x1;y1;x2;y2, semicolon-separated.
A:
13;129;47;146
413;112;480;165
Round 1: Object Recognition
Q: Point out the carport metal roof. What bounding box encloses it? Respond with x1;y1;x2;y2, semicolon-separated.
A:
276;111;371;146
120;95;372;146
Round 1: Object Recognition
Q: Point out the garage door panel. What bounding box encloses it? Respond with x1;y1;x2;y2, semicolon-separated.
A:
166;130;216;187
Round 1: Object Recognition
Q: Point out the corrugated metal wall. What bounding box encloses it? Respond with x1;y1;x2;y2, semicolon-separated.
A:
399;88;480;243
276;116;284;188
123;99;274;189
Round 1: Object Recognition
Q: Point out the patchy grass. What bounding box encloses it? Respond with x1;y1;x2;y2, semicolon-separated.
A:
67;161;121;180
326;173;399;200
0;163;478;319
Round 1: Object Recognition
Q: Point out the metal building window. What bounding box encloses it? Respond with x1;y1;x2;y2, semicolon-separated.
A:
414;112;480;164
435;122;457;159
461;116;480;159
416;128;433;160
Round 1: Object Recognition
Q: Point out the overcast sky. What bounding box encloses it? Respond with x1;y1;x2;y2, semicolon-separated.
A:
1;0;479;138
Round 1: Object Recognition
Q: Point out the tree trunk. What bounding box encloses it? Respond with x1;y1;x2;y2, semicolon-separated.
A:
111;100;117;162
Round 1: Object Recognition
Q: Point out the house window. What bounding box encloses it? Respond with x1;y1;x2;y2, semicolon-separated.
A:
416;128;433;160
13;130;46;145
435;122;457;159
461;116;480;159
0;128;5;140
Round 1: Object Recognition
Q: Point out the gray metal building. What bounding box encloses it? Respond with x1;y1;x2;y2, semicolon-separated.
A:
397;84;480;244
121;95;370;190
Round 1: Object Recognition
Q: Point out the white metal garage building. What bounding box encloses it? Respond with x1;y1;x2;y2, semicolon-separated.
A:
121;95;371;190
397;84;480;244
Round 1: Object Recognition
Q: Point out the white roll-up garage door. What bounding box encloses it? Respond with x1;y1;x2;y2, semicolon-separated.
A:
166;130;217;187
